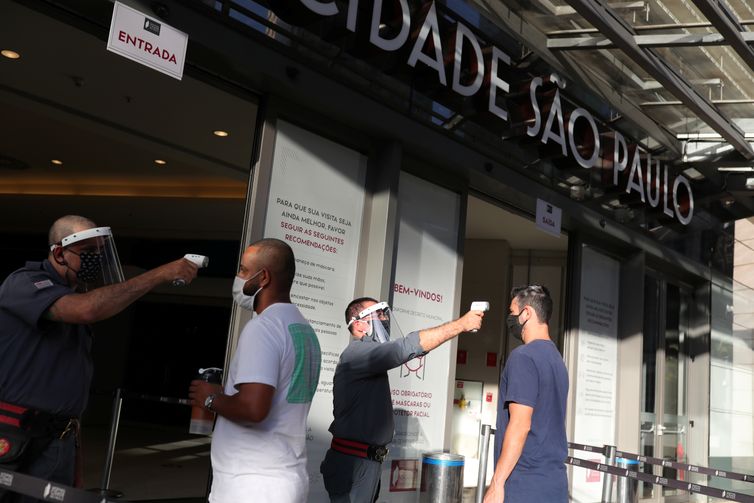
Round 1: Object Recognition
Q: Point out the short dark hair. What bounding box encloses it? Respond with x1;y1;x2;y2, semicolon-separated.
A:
511;284;553;324
345;297;378;332
250;238;296;291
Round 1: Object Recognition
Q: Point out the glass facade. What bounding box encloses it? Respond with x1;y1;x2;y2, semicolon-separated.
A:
4;0;754;500
192;0;744;275
709;219;754;495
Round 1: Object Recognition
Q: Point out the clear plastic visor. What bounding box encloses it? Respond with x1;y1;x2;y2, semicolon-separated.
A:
349;302;406;343
51;226;125;290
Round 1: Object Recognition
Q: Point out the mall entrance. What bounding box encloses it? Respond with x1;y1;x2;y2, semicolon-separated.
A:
451;194;569;499
0;2;259;499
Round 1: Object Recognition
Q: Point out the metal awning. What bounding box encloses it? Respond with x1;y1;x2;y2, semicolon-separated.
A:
473;0;754;159
152;0;754;258
463;0;754;247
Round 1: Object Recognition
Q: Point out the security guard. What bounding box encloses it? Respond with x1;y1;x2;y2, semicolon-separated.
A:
320;297;484;502
0;215;198;502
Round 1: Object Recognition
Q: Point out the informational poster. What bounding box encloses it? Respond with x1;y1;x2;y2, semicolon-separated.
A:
572;246;620;502
381;172;461;501
263;121;366;502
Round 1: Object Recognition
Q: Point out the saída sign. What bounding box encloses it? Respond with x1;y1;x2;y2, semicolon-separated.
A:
278;0;694;225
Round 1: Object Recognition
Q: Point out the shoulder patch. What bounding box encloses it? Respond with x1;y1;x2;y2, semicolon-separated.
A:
34;279;54;290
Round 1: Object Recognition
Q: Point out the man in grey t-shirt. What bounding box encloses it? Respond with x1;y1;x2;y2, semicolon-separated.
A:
320;297;484;502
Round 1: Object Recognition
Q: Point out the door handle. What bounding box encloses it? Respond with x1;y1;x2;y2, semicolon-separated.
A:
640;425;655;434
661;426;686;435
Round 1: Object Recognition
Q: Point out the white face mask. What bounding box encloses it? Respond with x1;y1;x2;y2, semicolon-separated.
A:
232;271;263;312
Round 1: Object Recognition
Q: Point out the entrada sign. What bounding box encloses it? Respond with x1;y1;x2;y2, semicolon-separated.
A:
287;0;694;224
107;2;188;80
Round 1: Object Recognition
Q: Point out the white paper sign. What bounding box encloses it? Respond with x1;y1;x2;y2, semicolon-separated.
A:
107;2;188;80
380;172;461;501
263;121;367;502
536;198;562;237
572;246;620;502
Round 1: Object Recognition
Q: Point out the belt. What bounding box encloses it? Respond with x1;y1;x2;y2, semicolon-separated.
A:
0;401;27;428
0;401;78;439
331;437;389;463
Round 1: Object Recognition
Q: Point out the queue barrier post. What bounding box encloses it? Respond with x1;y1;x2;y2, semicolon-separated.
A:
475;425;493;503
96;387;124;498
92;389;201;499
616;458;639;503
418;452;465;503
601;444;616;503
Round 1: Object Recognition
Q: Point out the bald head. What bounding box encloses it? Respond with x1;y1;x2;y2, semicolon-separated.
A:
248;238;296;291
48;215;96;247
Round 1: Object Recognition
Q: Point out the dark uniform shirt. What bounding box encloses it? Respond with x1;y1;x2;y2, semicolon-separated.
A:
494;339;569;502
328;331;424;446
0;260;93;417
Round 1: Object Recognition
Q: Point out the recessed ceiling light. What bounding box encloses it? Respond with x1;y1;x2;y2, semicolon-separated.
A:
213;130;229;137
154;159;167;165
683;167;705;180
51;159;63;165
1;50;20;60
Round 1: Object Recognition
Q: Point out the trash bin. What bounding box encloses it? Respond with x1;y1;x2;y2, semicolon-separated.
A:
418;452;464;503
615;457;639;503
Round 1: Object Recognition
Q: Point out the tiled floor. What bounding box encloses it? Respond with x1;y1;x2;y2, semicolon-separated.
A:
81;422;211;502
77;423;722;502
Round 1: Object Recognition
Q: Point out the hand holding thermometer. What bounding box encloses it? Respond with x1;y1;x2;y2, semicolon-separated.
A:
470;301;490;332
174;254;209;286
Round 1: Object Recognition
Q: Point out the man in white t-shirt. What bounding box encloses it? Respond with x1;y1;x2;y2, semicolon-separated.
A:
189;238;322;502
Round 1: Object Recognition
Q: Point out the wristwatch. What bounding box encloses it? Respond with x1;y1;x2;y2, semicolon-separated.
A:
204;394;216;412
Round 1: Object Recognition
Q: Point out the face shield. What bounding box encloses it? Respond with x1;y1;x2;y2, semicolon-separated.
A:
51;227;125;291
348;301;406;343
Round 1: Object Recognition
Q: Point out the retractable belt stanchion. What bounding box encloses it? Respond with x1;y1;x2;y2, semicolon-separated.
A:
91;388;195;500
0;467;125;503
601;445;616;503
0;388;204;502
96;387;124;499
616;458;639;503
569;442;754;502
475;425;493;503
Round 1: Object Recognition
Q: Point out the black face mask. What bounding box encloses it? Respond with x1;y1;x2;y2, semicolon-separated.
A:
76;251;103;283
506;312;526;341
380;319;390;334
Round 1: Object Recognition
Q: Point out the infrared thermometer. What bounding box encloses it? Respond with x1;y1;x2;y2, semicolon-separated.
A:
470;301;489;332
471;301;490;312
174;254;209;286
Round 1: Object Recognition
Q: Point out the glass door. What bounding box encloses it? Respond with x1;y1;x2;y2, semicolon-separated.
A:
640;276;690;501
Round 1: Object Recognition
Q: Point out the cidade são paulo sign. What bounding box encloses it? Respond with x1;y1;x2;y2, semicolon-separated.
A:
283;0;694;224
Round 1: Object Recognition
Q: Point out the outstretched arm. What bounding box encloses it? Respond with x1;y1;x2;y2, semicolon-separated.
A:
44;258;198;325
418;310;483;352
